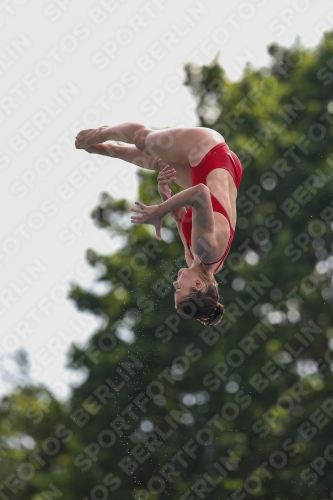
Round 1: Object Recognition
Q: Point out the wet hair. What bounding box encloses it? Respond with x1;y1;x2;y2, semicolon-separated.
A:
175;265;225;326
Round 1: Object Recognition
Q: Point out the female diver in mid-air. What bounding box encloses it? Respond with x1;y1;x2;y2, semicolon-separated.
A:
75;123;243;326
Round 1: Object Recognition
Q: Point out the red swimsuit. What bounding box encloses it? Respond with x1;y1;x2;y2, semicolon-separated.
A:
181;142;243;272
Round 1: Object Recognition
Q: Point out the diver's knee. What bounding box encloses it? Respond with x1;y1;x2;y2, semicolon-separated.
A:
134;128;150;151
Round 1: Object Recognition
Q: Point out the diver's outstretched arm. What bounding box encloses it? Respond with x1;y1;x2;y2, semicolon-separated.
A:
131;184;217;254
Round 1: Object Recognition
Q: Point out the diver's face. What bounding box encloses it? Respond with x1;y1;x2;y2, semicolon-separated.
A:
173;268;203;306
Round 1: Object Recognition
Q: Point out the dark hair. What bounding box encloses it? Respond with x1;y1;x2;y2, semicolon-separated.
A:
175;267;225;326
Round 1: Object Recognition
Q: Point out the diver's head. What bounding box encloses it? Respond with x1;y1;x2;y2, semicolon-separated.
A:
173;264;224;326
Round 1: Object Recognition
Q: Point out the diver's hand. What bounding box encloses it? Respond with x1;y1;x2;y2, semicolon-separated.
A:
157;165;176;198
157;165;184;223
130;202;163;240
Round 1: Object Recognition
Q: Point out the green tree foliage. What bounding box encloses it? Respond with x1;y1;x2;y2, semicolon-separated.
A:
1;34;333;500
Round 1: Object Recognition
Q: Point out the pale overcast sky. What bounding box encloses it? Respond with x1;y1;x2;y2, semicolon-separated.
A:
1;0;331;399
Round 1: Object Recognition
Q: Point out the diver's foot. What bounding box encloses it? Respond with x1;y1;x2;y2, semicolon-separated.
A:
85;143;117;157
85;144;107;156
75;126;109;149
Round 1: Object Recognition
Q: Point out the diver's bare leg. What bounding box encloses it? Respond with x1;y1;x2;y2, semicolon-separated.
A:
86;142;192;189
75;123;149;150
76;123;224;166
